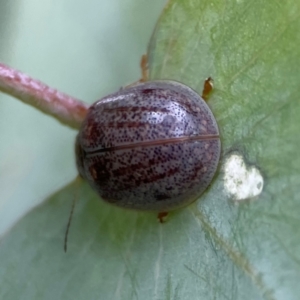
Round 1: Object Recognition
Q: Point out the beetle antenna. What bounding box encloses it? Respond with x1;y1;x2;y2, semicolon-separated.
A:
64;176;80;252
64;197;76;252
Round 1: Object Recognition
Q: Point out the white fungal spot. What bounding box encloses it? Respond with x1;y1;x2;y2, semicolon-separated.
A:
224;154;263;201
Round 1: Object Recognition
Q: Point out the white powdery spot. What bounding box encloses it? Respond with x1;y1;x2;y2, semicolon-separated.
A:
224;154;263;201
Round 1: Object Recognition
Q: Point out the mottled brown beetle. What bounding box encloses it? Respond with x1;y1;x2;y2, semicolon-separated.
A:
75;80;220;215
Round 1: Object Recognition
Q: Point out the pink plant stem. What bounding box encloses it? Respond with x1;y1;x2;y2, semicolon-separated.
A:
0;63;89;129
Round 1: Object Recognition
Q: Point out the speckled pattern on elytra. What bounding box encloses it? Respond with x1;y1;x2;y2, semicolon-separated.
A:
76;80;221;211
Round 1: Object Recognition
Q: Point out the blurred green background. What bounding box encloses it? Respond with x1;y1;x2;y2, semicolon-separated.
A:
0;0;166;236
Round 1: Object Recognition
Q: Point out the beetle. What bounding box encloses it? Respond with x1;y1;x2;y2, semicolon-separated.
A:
75;80;220;216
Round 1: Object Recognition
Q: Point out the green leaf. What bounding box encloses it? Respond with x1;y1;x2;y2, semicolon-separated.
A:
1;0;300;299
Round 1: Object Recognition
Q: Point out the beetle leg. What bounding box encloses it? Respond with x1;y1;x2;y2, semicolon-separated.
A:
201;77;214;101
140;54;149;82
157;211;168;223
